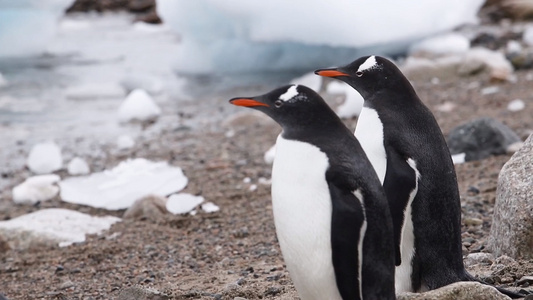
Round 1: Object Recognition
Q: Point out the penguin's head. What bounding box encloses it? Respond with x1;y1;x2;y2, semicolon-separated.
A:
229;84;332;130
315;55;407;98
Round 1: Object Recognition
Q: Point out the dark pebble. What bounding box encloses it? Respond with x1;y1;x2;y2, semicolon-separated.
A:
264;287;281;296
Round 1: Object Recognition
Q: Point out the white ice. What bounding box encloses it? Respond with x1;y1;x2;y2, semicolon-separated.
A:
409;33;470;55
65;83;126;100
0;208;121;247
264;144;276;164
290;72;322;92
118;89;162;123
27;141;63;174
12;174;61;204
166;193;204;214
508;99;525;112
451;153;466;165
156;0;484;73
117;135;135;150
59;158;188;210
0;0;75;57
201;202;220;213
327;82;364;118
67;157;90;176
523;25;533;46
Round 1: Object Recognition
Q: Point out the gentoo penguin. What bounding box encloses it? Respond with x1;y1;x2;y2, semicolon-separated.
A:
229;84;395;300
315;56;523;298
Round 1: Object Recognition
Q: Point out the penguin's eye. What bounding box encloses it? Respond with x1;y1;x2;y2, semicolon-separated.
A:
356;71;363;77
274;100;283;108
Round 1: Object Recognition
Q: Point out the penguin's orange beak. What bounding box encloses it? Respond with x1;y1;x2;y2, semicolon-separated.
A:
229;98;269;107
314;69;349;77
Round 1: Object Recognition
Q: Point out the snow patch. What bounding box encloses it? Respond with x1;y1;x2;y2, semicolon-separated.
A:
166;193;204;214
27;142;63;174
12;174;61;204
0;208;121;248
290;72;322;92
118;89;162;123
60;158;188;210
67;157;90;176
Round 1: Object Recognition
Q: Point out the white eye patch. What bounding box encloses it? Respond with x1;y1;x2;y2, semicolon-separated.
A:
357;55;378;72
279;85;299;102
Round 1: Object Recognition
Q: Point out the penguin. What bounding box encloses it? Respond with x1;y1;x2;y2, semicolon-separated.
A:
315;55;524;298
229;84;395;300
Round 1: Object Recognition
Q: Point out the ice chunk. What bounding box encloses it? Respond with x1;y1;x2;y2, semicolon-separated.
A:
0;208;121;248
156;0;484;73
27;142;63;174
117;135;135;150
451;153;466;165
166;193;204;214
201;202;220;213
409;33;470;55
264;144;276;164
327;81;364;118
506;40;522;55
507;99;525;112
59;158;188;210
523;26;533;47
0;0;76;57
290;72;322;92
67;157;90;176
65;83;126;100
118;89;162;123
12;174;61;204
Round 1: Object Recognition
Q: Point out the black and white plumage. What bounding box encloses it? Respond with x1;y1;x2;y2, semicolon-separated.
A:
315;56;524;298
229;84;395;300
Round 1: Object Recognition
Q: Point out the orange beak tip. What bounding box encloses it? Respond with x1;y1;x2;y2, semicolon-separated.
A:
315;69;349;77
229;98;269;108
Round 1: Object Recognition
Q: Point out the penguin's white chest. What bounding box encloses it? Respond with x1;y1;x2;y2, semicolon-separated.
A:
271;135;342;300
354;106;387;183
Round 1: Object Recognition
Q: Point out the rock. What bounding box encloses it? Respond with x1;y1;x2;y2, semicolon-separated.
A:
59;280;74;290
128;0;154;12
488;134;533;259
117;286;168;300
12;174;60;204
67;157;90;176
447;117;522;161
464;252;494;267
0;234;10;253
0;208;121;250
26;142;62;174
123;195;168;221
397;281;511;300
0;293;8;300
461;47;514;81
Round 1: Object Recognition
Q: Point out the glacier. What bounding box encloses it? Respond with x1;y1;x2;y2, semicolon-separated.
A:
156;0;485;74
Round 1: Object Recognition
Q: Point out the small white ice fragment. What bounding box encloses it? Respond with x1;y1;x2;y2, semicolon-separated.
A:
60;158;188;210
166;193;204;214
481;86;499;95
452;153;466;165
27;142;62;174
523;26;533;47
117;135;135;150
201;202;220;213
507;99;525;112
12;174;61;204
243;177;251;183
436;102;456;112
249;184;258;192
118;89;161;123
0;208;121;248
506;40;522;55
258;177;272;185
264;144;276;164
290;72;322;92
67;157;90;175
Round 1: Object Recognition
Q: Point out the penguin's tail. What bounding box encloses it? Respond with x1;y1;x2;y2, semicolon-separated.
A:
463;272;526;299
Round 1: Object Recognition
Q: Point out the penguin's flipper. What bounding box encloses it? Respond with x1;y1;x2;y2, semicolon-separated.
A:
328;183;366;300
383;150;418;266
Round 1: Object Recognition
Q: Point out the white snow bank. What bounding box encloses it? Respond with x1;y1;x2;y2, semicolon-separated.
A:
0;208;121;247
166;193;204;214
118;89;161;123
0;0;76;57
67;157;90;175
409;33;470;55
327;82;364;118
156;0;484;73
27;142;63;174
12;174;61;204
60;158;188;210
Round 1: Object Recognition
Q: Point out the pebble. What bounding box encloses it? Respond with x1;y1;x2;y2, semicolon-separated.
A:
264;286;281;296
464;217;483;226
234;298;248;300
59;280;74;290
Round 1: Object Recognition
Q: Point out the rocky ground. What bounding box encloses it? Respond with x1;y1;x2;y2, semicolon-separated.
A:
0;64;532;299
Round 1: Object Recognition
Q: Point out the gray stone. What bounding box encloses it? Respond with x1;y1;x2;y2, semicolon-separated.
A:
397;282;511;300
447;117;521;161
464;252;494;267
123;195;168;221
117;286;168;300
488;134;533;259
